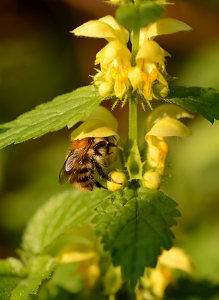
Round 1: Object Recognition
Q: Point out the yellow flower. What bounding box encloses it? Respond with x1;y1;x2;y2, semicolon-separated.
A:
136;247;194;300
70;105;119;141
129;18;191;101
145;104;193;176
56;224;100;290
150;247;194;298
72;16;131;98
95;40;131;98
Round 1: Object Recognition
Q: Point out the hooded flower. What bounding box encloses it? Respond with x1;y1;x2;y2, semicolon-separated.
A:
72;16;131;98
129;18;191;101
136;247;194;299
70;105;119;141
145;104;193;185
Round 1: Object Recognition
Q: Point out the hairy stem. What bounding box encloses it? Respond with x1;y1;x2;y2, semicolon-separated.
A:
129;97;138;145
129;28;139;146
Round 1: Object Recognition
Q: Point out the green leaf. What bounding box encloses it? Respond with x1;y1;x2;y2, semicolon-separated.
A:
10;255;56;300
0;85;103;149
93;187;180;288
126;140;143;180
0;277;21;300
166;86;219;124
116;2;164;32
22;189;109;254
0;258;27;277
139;2;164;28
0;256;55;300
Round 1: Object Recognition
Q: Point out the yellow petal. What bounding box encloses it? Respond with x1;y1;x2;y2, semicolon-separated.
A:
99;15;129;44
146;118;192;138
150;268;172;298
146;135;168;174
159;247;195;273
85;106;118;132
72;20;118;42
99;40;131;66
57;250;97;264
71;120;119;141
128;66;144;90
146;104;194;131
139;18;192;44
136;40;165;65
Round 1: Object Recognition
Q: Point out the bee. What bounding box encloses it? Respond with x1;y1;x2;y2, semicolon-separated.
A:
59;137;121;191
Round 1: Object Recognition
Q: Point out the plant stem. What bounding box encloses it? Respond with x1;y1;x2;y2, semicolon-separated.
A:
129;97;138;145
129;28;139;146
131;29;139;66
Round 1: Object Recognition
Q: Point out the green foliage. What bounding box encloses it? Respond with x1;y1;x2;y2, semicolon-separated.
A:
22;189;109;254
0;258;27;277
166;86;219;124
0;85;103;150
0;277;21;300
165;278;219;300
0;256;56;300
116;2;164;32
10;256;56;300
93;187;180;288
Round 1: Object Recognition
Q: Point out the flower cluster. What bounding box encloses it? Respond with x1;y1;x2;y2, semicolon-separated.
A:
72;16;191;102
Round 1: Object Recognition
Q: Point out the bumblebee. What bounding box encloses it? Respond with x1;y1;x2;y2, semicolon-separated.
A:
59;137;120;191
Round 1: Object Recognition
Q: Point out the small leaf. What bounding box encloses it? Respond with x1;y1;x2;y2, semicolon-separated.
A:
22;189;109;254
93;188;180;288
10;255;56;300
139;2;164;28
0;85;103;149
116;4;139;32
0;258;26;299
0;258;27;277
126;140;143;180
116;2;164;32
166;86;219;123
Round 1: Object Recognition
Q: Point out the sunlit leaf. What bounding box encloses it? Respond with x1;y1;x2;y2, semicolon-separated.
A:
0;258;27;277
22;189;109;254
166;86;219;123
10;256;56;300
0;85;103;149
93;187;180;288
0;256;55;300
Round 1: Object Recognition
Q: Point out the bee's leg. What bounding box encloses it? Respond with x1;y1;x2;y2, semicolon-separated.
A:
94;181;107;189
107;142;124;152
94;161;122;185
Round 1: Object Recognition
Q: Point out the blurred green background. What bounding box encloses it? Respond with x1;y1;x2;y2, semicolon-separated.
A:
0;0;219;287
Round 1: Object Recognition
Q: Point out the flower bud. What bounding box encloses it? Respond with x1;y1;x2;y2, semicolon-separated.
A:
107;171;126;191
142;170;162;190
98;81;113;97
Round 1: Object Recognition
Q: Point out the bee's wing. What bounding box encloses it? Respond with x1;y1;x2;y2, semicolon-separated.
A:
59;152;78;184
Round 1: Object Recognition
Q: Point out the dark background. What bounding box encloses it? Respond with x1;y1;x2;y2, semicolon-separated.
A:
0;0;219;283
